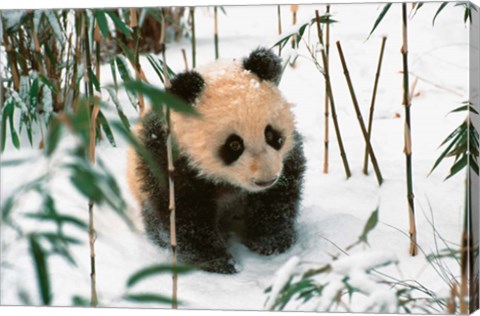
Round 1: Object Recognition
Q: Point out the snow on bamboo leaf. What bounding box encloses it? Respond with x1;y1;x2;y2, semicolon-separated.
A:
265;256;301;310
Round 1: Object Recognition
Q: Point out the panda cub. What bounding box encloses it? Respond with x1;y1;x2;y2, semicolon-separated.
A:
128;48;306;274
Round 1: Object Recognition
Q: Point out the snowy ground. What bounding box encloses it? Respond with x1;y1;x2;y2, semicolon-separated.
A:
0;3;470;313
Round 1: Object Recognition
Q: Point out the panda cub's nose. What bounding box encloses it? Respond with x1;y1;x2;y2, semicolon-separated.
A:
254;177;278;188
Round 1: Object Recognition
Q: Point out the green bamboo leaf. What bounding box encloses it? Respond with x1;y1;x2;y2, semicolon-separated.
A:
29;235;51;305
368;3;392;39
104;88;130;130
1;99;14;152
446;154;467;179
127;264;194;288
39;76;59;94
24;213;88;231
39;232;82;245
45;117;63;157
115;56;138;110
88;68;100;92
115;38;136;65
97;110;116;147
146;55;166;83
124;81;198;116
110;58;118;92
124;293;173;304
94;10;110;38
29;78;39;109
433;2;448;26
7;100;20;149
430;130;464;174
106;10;132;39
359;208;379;244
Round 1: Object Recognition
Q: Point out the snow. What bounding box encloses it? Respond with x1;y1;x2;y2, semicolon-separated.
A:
265;256;300;310
0;3;470;313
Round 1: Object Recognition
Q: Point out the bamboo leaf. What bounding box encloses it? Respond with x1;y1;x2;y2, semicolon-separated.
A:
358;208;379;244
29;235;51;305
104;88;130;130
446;154;467;179
124;293;173;304
124;81;198;116
1;99;14;152
127;264;194;288
97;110;116;147
94;10;110;38
45;117;62;157
88;68;100;92
110;58;118;92
368;3;392;39
432;2;448;26
106;10;132;39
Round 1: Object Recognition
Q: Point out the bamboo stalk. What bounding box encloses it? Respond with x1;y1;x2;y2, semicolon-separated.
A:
160;14;178;310
181;48;189;71
401;3;418;256
314;10;351;179
83;11;99;307
363;36;387;175
323;4;330;174
277;5;282;56
214;6;219;60
130;8;146;116
291;5;298;49
336;41;383;186
189;8;196;68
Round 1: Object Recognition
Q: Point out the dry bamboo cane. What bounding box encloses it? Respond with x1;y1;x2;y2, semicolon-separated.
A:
336;41;383;186
363;36;387;175
277;5;282;56
160;13;178;310
401;3;418;256
190;8;196;68
83;11;99;307
314;10;351;179
214;6;219;60
323;4;330;174
291;5;298;49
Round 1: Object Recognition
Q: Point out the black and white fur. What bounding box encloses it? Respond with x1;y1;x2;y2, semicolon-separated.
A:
129;48;306;274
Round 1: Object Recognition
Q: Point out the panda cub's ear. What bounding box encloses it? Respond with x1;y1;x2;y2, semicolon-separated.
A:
243;47;283;85
168;71;205;105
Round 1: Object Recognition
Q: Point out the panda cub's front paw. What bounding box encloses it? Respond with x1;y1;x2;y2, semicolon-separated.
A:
245;232;296;256
196;255;237;274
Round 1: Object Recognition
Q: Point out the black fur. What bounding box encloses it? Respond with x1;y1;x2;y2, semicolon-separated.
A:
136;112;306;274
265;125;284;151
168;71;205;104
218;134;245;165
243;48;283;85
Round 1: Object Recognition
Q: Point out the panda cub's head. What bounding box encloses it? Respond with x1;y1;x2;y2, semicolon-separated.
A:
169;48;296;192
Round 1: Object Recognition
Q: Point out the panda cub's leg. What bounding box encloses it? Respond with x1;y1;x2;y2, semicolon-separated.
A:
166;158;237;274
243;138;306;255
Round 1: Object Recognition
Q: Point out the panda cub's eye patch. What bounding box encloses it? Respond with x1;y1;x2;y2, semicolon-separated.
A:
265;125;284;150
219;134;245;165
